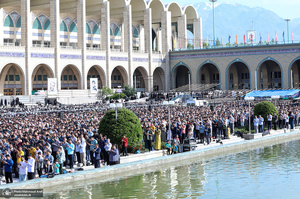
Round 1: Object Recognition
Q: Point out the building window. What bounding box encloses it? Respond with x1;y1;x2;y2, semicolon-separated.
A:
97;75;100;80
38;75;42;81
118;75;121;80
74;75;77;81
5;75;7;81
43;75;47;81
9;75;14;81
64;75;67;81
69;75;73;81
230;73;233;80
15;75;20;81
88;75;91;80
201;74;205;81
114;75;117;80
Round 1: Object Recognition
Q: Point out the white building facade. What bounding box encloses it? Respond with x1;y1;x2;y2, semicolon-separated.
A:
0;0;202;96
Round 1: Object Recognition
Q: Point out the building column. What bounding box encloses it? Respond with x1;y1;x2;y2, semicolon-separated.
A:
77;0;86;89
123;5;133;87
50;0;60;91
193;18;202;48
177;14;187;49
161;11;172;91
21;0;32;95
101;1;111;88
144;8;152;92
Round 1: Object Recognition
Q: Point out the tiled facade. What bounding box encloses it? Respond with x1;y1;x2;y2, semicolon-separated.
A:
0;0;202;95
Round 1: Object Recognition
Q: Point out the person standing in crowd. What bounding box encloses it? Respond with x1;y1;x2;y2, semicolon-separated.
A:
217;118;223;140
205;124;211;145
172;143;178;154
75;139;81;165
253;116;259;134
93;143;101;168
285;114;289;129
165;140;171;155
267;114;272;131
18;156;28;181
104;139;112;164
44;150;54;166
272;113;278;130
36;152;44;177
56;147;65;174
258;115;264;133
155;126;161;150
199;122;205;143
146;127;153;152
279;112;283;129
54;161;60;175
108;144;119;165
229;115;234;136
121;134;128;156
89;137;97;165
27;154;35;180
85;134;91;165
66;139;74;169
51;137;60;162
3;154;13;183
289;112;295;130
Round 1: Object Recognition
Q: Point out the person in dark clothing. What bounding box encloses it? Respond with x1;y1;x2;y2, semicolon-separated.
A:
272;113;277;130
205;125;211;145
93;144;101;168
3;155;14;183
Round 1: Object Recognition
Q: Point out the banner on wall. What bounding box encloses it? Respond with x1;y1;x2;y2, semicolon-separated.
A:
247;30;256;44
48;78;57;95
90;78;98;93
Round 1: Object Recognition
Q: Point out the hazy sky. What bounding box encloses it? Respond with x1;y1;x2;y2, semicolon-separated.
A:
163;0;300;19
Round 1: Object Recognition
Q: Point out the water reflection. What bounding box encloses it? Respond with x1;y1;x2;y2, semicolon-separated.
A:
46;140;300;199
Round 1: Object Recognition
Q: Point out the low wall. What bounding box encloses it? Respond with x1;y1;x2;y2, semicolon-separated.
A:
3;130;300;193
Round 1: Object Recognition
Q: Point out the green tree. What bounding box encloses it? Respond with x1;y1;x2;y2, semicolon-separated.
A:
271;38;275;44
122;85;136;97
187;43;193;48
99;108;143;147
100;86;113;99
216;37;221;46
254;101;278;123
110;93;126;100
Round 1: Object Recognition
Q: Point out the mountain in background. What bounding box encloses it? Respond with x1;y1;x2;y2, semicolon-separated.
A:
187;2;300;43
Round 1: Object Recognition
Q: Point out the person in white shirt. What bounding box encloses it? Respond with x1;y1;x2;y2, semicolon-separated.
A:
104;139;112;164
27;154;35;180
267;114;272;131
79;136;86;166
18;156;29;181
258;115;264;133
253;116;259;134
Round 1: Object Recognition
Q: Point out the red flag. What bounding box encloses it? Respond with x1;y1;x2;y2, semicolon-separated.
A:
267;32;270;43
275;31;278;42
221;36;223;45
243;35;245;43
292;31;294;41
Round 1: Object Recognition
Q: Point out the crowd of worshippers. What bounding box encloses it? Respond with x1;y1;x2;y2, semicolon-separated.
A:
1;99;300;184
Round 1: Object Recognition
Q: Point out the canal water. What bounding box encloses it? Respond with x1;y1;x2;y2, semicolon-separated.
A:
45;140;300;199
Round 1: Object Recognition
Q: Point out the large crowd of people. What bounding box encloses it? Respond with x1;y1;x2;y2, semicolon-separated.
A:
0;96;299;184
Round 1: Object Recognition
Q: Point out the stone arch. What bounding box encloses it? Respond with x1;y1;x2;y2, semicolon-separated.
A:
0;63;25;95
87;65;106;89
153;67;165;91
61;65;81;89
171;62;192;89
226;59;251;90
256;57;283;89
288;56;300;88
130;0;147;12
197;60;220;85
167;2;182;18
133;66;148;92
111;66;128;88
183;5;198;21
31;64;54;91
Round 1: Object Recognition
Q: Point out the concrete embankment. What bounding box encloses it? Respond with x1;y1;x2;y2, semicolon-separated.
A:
3;130;300;193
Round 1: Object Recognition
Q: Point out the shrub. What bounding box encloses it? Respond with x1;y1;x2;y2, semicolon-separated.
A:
110;93;126;100
254;101;278;123
98;108;143;148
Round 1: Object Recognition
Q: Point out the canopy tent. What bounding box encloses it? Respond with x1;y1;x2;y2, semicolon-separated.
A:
245;89;300;99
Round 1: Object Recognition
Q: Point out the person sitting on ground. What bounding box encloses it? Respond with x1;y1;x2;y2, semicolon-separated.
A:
165;140;172;155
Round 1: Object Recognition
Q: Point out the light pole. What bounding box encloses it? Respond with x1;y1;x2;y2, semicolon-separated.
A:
110;103;123;124
188;71;191;97
163;100;175;138
210;0;217;46
285;19;290;43
245;97;255;134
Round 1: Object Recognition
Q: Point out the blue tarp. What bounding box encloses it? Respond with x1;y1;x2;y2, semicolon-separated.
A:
245;90;300;98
